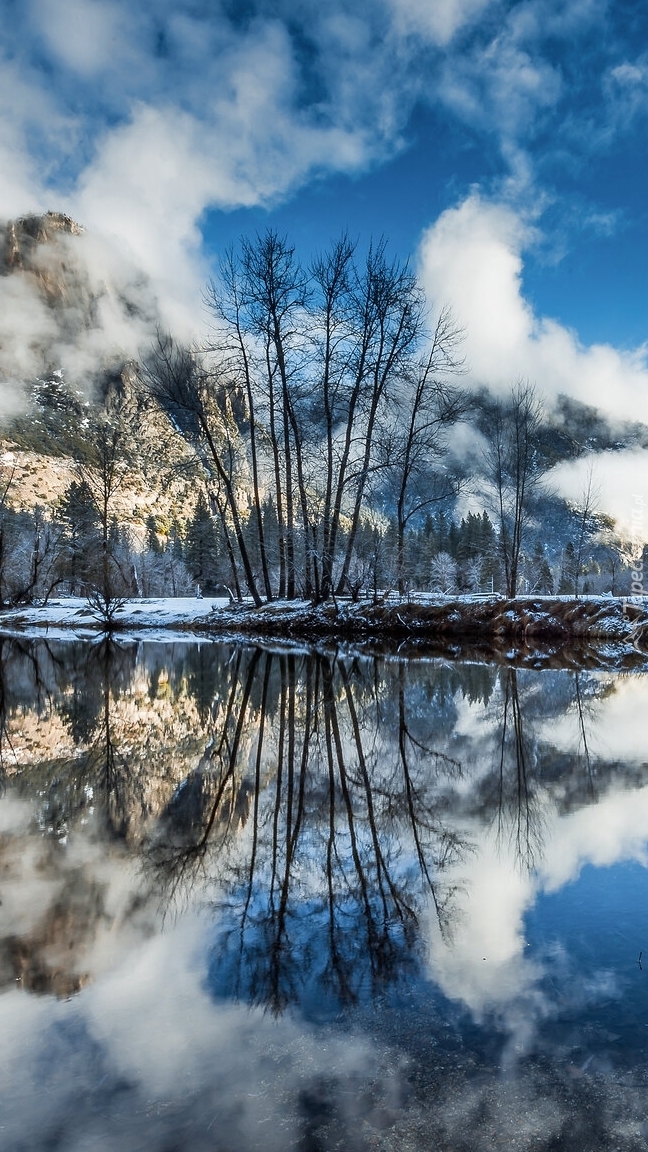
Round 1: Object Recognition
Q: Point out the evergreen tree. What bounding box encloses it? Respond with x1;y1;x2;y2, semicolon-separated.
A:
57;479;102;594
185;492;221;591
146;514;165;554
558;541;577;594
528;541;554;593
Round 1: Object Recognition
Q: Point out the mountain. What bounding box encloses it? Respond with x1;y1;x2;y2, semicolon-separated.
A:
0;210;645;603
0;212;197;552
0;210;159;409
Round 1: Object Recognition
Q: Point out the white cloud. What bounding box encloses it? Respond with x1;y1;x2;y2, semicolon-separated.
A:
0;0;639;406
606;54;648;104
386;0;495;46
550;451;648;541
0;3;411;337
418;192;648;426
0;58;64;217
0;221;163;406
438;33;562;143
61;10;396;335
0;274;60;387
30;0;132;77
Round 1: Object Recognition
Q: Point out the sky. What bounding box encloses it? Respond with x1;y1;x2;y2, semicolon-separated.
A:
1;0;648;524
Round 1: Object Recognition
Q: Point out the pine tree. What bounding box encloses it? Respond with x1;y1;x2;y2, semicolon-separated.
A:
57;479;102;594
559;541;577;594
185;493;221;591
146;514;165;554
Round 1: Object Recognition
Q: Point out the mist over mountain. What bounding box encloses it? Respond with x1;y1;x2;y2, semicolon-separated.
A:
0;211;646;609
2;211;647;460
0;211;161;416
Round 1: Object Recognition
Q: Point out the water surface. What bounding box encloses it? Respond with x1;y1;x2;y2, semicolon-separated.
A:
1;636;648;1150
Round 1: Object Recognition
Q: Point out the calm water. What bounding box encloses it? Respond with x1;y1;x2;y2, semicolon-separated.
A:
1;636;648;1150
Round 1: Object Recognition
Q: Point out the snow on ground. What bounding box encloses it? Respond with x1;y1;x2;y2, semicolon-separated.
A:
1;594;647;657
0;597;231;641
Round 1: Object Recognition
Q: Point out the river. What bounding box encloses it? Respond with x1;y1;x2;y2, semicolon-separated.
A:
0;635;647;1150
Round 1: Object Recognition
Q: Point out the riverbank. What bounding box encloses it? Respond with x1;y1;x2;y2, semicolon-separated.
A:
2;594;647;669
198;593;648;642
194;593;648;669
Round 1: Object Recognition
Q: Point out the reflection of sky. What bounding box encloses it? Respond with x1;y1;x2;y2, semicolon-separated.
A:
424;768;648;1067
546;674;648;764
0;904;389;1151
5;645;648;1148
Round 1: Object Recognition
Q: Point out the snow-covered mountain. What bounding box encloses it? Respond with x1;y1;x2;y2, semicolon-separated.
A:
0;211;160;415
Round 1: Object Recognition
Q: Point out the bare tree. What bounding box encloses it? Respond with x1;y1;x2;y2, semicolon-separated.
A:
0;461;16;609
572;462;600;597
205;233;312;599
334;242;425;596
239;232;311;599
203;231;429;603
74;411;133;624
481;383;549;598
379;307;466;594
140;331;262;605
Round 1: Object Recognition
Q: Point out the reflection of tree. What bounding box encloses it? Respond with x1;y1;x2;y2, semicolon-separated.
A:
0;638;141;995
147;649;467;1014
483;667;606;870
0;637;622;1012
48;640;140;839
491;668;542;870
573;672;596;799
150;647;262;898
0;635;65;786
396;664;463;929
0;637;16;787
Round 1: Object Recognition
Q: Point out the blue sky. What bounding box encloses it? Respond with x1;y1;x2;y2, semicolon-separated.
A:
1;0;648;518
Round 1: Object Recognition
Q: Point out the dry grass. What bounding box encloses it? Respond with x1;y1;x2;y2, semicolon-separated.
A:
201;595;648;664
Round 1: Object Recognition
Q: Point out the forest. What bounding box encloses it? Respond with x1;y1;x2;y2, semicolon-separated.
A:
0;230;641;614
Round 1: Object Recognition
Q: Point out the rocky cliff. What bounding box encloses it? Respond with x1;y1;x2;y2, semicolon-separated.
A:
0;209;159;400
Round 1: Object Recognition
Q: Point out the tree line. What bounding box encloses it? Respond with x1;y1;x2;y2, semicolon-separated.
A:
0;229;641;612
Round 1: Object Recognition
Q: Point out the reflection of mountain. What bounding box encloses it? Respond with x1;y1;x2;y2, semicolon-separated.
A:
0;637;226;995
0;637;644;1012
0;637;228;837
3;640;648;1151
148;650;466;1012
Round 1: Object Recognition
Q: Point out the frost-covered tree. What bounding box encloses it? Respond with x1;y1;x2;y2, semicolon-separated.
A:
480;384;550;597
430;551;457;594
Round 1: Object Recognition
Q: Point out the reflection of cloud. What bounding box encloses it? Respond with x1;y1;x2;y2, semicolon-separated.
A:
547;674;648;763
425;830;544;1039
0;898;390;1151
425;765;648;1059
540;782;648;893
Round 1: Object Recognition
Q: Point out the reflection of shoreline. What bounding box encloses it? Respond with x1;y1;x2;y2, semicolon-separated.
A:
2;640;648;1148
2;594;648;670
1;637;646;1023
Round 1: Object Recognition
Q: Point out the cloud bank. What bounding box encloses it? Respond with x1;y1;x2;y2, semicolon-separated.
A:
417;193;648;525
0;0;646;489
